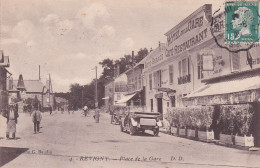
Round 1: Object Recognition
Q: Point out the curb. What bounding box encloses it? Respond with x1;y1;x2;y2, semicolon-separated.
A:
159;128;259;152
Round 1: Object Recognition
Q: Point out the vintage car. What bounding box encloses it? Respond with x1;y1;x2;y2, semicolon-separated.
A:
110;112;123;125
110;106;126;125
120;111;162;136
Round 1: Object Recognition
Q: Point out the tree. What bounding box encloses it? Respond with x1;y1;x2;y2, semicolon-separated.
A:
69;83;83;110
135;48;148;63
99;58;114;80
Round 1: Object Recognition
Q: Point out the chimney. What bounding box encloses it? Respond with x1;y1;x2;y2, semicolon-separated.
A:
39;65;41;80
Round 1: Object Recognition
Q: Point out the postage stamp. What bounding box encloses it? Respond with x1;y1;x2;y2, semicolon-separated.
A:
225;0;259;43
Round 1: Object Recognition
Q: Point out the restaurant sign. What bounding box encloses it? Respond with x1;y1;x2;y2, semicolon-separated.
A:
165;5;212;57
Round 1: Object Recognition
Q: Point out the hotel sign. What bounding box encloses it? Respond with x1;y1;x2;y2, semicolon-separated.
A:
165;5;212;57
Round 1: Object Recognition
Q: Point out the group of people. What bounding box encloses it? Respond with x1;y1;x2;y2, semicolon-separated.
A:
3;102;101;140
3;101;43;139
83;105;100;123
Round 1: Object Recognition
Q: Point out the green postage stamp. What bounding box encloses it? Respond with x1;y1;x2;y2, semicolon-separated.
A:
225;0;259;43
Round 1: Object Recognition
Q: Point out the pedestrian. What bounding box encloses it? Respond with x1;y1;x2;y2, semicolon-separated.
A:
93;109;100;123
3;102;19;139
49;106;52;115
83;105;88;117
32;106;42;134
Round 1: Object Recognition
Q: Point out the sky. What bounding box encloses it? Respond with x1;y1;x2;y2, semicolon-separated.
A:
1;0;223;92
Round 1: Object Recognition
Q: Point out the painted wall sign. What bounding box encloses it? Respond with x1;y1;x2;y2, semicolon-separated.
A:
165;5;212;57
145;53;164;69
167;16;204;45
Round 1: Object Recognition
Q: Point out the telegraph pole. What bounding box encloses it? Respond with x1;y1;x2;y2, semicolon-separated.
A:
95;66;98;108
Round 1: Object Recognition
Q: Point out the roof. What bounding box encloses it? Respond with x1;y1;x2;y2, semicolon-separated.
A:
17;74;26;90
0;50;10;67
13;80;44;93
185;73;260;98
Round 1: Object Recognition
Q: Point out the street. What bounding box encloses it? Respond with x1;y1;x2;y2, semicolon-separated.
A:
0;111;259;168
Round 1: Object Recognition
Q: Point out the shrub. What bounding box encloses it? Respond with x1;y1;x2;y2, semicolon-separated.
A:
219;104;254;136
166;106;214;131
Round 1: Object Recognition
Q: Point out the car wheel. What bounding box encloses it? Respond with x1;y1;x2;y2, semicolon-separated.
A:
129;122;136;136
154;128;159;136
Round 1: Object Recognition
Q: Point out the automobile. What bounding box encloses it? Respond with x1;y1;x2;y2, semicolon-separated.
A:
110;112;122;125
110;107;125;125
120;111;162;136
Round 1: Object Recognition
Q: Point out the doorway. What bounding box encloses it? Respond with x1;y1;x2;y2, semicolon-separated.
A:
157;98;163;114
253;102;260;147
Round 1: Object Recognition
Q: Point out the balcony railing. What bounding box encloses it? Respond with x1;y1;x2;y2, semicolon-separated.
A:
178;74;191;85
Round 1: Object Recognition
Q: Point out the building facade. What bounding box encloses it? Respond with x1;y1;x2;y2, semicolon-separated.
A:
9;74;55;112
0;51;10;113
141;4;260;146
104;73;127;108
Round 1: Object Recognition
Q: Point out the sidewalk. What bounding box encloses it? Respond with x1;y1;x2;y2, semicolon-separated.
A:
159;127;260;153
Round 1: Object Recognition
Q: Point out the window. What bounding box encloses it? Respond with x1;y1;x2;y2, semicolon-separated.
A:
182;59;187;76
138;75;142;89
149;74;152;90
178;61;182;77
230;52;240;72
150;99;153;112
178;58;190;76
135;77;137;90
153;70;162;88
178;58;191;84
197;54;204;79
169;65;174;84
170;96;176;107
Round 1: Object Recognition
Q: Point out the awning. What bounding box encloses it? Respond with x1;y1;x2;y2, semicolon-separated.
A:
154;87;176;93
116;92;137;104
186;74;260;98
102;97;110;100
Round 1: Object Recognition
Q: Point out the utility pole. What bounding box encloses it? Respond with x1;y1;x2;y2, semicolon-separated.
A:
81;89;83;108
95;66;98;108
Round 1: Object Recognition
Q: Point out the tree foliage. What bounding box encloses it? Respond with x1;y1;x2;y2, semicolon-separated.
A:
63;48;149;110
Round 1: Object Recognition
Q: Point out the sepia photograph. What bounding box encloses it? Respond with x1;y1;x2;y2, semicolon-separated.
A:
0;0;260;167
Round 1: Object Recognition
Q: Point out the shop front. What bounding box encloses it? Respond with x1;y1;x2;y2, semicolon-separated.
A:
184;69;260;147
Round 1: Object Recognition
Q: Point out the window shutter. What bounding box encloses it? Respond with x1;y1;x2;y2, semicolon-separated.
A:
231;53;240;72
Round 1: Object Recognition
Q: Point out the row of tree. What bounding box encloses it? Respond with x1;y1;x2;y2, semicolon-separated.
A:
55;48;149;110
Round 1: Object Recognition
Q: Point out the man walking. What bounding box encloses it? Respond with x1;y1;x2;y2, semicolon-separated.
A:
3;102;19;139
83;105;88;117
32;106;42;134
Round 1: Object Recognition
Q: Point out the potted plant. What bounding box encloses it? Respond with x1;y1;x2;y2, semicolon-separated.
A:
219;105;236;145
165;108;178;136
233;104;254;147
178;109;187;137
197;106;214;140
186;107;197;138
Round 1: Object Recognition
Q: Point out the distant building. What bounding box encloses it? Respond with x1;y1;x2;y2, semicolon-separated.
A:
0;50;11;113
55;97;68;111
8;74;55;111
104;73;127;108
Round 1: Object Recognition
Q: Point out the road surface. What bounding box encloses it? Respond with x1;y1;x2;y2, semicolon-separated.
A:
0;110;259;168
